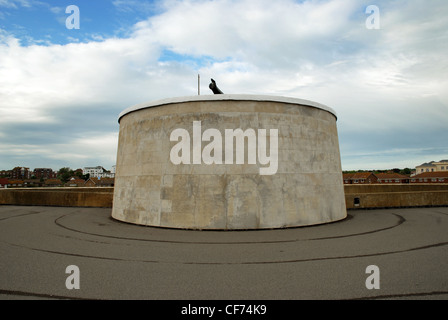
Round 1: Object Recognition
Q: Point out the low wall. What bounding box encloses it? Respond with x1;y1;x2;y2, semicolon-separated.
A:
344;184;448;209
0;185;447;210
344;184;448;194
0;188;113;208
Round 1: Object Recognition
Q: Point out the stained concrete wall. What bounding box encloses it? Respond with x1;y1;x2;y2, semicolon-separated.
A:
345;184;448;209
0;188;113;208
345;184;448;194
112;95;347;230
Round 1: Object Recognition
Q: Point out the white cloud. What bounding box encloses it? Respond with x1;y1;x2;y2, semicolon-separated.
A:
49;132;119;167
0;132;119;170
0;33;164;124
139;0;359;65
49;6;63;14
0;0;42;9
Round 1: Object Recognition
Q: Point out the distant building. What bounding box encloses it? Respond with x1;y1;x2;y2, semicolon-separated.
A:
6;180;24;188
98;171;115;178
375;173;409;184
0;178;8;188
83;166;104;177
64;177;87;187
22;179;44;188
85;177;115;187
343;172;409;184
343;172;378;184
83;166;115;178
11;167;31;180
415;160;448;174
44;179;63;187
0;170;12;178
410;172;448;183
33;168;57;180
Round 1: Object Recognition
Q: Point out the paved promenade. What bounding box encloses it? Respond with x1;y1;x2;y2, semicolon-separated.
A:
0;205;447;300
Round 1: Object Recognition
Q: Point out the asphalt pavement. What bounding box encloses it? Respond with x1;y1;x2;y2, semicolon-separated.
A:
0;205;447;300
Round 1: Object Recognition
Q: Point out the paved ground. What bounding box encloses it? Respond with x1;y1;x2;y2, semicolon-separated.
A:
0;205;447;300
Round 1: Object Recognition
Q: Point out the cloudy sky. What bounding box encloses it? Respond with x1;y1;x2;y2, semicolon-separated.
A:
0;0;447;172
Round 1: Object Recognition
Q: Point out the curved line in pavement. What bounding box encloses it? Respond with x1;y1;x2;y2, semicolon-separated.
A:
3;239;447;265
1;288;446;300
52;212;405;244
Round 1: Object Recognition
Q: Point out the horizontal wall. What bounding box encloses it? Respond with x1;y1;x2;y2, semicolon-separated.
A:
344;184;448;209
344;184;448;194
0;188;113;208
0;184;447;210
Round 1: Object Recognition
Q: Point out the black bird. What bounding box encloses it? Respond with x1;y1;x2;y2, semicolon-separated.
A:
209;78;223;94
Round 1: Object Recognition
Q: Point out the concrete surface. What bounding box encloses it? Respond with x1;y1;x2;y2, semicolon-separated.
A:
113;95;346;229
0;205;447;300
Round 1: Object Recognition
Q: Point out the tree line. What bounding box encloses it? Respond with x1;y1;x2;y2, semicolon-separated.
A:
342;168;412;175
56;167;90;183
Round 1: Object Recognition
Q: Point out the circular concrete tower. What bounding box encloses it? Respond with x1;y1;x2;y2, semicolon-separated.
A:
112;95;346;230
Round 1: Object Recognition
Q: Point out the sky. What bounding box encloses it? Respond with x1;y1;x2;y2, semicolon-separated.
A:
0;0;447;172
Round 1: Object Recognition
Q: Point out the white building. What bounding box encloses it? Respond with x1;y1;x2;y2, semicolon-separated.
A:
83;166;115;178
415;160;448;174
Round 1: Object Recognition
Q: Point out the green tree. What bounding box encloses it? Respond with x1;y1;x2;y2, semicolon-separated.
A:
58;167;74;183
402;168;411;175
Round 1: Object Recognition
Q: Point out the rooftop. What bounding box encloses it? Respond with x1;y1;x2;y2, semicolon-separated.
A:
118;94;337;122
412;172;448;178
